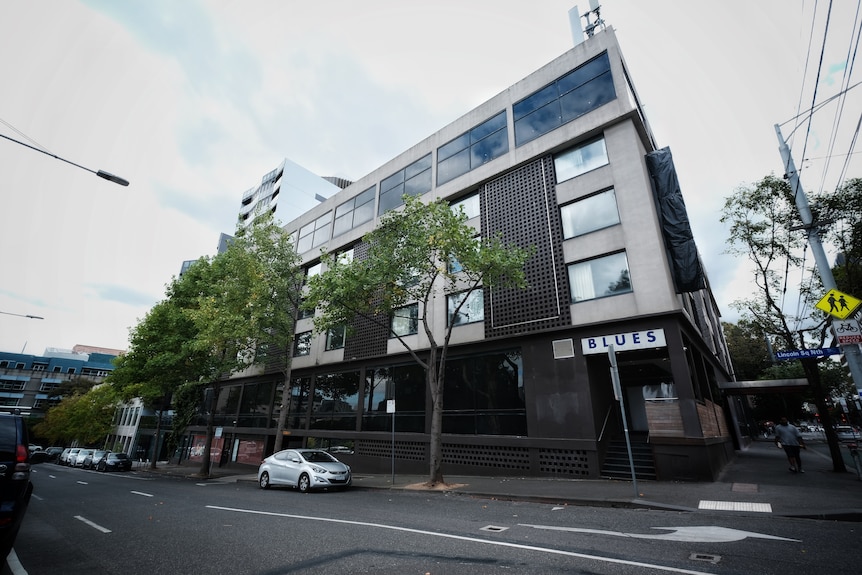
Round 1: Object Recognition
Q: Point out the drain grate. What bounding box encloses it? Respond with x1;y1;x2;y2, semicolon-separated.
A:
480;525;509;533
689;552;721;564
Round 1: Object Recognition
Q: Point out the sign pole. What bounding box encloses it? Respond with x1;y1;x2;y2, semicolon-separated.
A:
608;344;639;498
387;399;396;485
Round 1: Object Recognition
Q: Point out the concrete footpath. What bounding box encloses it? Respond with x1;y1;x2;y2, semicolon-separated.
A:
140;439;862;522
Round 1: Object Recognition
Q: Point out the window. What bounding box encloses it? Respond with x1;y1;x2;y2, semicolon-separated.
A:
294;332;312;356
32;363;47;372
378;154;432;215
450;193;480;219
391;304;419;337
514;52;615;146
568;251;632;302
305;262;322;280
325;326;346;351
297;212;332;253
362;365;426;432
437;112;508;185
310;371;360;431
333;186;376;237
298;299;314;320
560;189;620;238
554;137;608;182
66;367;76;374
448;290;485;326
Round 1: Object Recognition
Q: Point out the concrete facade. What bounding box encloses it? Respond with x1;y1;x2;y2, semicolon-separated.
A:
188;27;735;481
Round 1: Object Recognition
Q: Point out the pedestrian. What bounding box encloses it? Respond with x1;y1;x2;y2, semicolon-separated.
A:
774;417;806;473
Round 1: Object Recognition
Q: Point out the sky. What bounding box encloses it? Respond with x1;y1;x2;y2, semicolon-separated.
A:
1;0;860;356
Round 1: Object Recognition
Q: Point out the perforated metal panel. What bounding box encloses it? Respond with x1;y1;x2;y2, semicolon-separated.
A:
442;443;531;471
356;439;426;461
538;448;591;476
482;156;571;337
343;241;389;360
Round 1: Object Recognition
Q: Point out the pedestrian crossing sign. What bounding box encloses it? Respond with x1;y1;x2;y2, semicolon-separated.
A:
816;289;862;319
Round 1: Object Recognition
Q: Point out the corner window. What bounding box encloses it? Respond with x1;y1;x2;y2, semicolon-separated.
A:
560;189;620;238
567;252;632;302
391;304;419;337
514;52;616;146
294;332;312;356
447;290;485;326
554;137;608;182
325;326;347;351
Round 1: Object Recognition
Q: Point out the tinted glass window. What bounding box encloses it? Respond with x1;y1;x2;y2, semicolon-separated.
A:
378;154;432;215
514;51;615;146
437;112;508;186
554;137;608;182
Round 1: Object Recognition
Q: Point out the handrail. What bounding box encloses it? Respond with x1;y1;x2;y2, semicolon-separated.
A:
598;404;613;442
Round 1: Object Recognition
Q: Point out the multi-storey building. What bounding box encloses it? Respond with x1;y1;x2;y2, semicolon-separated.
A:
238;158;344;229
186;25;735;481
0;347;119;417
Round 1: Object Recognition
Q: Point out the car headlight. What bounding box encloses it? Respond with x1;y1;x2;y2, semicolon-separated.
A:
309;465;327;474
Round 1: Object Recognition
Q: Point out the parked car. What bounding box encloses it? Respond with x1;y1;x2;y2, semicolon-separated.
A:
97;452;131;472
62;448;81;466
43;447;64;463
83;450;110;470
258;449;351;492
72;449;94;468
0;413;35;558
835;426;860;442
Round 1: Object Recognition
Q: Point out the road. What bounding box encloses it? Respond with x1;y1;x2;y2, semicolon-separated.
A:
5;462;860;574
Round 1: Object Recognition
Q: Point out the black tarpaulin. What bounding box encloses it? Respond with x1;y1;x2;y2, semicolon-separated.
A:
645;147;705;293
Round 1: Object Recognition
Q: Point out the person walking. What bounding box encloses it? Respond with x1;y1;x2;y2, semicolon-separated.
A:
774;417;806;473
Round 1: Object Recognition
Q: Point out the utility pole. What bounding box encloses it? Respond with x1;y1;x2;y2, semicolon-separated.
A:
775;124;862;393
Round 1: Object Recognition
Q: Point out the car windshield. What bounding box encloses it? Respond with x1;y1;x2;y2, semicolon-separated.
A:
111;453;129;460
302;451;337;463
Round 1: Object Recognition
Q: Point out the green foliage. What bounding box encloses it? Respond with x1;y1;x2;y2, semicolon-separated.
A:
305;195;531;483
811;177;862;297
34;384;118;446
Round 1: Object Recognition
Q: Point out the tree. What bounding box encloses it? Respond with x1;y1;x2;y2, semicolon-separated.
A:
107;260;214;469
812;178;862;297
721;174;852;471
185;212;301;476
34;384;118;446
305;195;531;486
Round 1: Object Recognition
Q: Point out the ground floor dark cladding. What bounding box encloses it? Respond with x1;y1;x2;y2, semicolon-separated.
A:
173;315;735;482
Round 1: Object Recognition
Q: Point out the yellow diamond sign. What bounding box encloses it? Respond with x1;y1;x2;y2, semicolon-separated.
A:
816;289;862;319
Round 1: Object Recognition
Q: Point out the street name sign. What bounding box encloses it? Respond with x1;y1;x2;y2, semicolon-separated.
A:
775;347;841;360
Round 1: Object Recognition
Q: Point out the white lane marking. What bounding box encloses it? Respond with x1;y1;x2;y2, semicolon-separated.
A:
48;475;57;479
519;524;798;543
131;491;153;497
6;549;28;575
76;481;88;485
206;505;715;575
74;515;112;533
698;500;772;512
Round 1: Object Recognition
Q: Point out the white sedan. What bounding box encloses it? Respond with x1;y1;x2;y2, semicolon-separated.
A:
258;449;351;492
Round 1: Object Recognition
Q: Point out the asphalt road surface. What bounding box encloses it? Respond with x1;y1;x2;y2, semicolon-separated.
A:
5;462;860;574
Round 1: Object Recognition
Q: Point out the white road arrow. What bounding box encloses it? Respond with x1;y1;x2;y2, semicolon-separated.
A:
519;524;799;543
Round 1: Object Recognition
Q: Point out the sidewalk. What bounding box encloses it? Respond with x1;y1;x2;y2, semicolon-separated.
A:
140;439;862;521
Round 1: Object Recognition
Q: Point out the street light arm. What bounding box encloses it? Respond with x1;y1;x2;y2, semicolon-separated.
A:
0;132;129;187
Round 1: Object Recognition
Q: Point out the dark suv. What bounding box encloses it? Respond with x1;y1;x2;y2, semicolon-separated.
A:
0;413;34;559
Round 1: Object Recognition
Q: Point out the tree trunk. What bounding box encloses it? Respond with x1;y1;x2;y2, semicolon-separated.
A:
273;373;291;453
198;385;217;477
801;358;847;473
427;349;445;485
149;410;163;470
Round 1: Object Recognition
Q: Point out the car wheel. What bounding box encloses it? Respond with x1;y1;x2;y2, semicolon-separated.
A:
298;473;311;493
259;471;271;490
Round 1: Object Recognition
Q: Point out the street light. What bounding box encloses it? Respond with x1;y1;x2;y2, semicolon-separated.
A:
0;311;44;320
0;133;129;186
